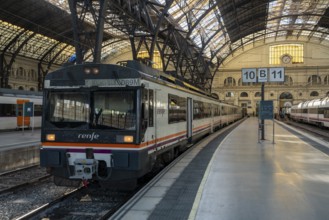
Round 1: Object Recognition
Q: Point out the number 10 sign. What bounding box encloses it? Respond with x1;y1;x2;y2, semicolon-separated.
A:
242;67;284;83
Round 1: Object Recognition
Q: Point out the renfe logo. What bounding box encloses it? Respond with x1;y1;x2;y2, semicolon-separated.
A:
78;132;100;141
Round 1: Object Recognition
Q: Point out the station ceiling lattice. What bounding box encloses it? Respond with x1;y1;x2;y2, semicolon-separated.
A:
0;0;329;91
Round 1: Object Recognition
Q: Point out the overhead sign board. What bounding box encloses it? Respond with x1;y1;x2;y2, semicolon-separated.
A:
241;68;257;82
242;67;285;83
269;67;285;82
257;68;268;82
259;100;273;120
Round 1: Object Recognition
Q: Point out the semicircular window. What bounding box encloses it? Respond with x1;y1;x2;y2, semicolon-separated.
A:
279;92;293;99
255;92;261;97
240;92;248;97
224;77;236;86
310;91;319;97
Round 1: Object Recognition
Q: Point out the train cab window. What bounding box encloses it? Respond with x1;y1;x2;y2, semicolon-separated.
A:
93;91;136;130
46;92;90;128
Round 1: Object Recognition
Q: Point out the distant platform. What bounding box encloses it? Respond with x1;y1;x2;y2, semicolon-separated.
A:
0;129;40;151
111;117;329;220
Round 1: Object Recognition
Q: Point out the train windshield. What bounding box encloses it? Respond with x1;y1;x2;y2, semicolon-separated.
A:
91;91;136;130
45;90;136;130
46;92;90;128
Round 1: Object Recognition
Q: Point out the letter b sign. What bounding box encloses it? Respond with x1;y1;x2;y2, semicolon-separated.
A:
257;68;268;82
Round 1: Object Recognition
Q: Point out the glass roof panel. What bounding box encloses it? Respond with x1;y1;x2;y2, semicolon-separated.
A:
44;0;329;65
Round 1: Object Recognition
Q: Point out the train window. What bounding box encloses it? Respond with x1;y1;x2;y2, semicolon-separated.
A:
0;104;16;117
34;105;43;116
149;90;154;127
324;109;329;118
93;90;136;130
203;103;211;118
318;108;324;115
309;108;317;114
46;92;90;128
193;101;203;119
214;105;220;116
302;109;308;113
168;94;186;123
221;106;227;115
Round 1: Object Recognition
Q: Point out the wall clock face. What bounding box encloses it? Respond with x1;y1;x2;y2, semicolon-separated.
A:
281;54;292;64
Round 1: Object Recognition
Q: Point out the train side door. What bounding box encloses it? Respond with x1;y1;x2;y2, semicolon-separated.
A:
142;88;155;144
187;98;193;143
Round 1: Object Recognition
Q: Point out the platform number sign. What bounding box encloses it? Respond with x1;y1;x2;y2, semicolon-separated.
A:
242;68;257;82
257;68;268;82
269;67;284;82
242;67;284;83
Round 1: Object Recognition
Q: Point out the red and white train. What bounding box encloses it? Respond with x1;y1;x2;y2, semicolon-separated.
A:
40;61;243;187
290;96;329;128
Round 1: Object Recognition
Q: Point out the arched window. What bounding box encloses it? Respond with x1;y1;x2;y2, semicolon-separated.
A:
326;91;329;97
18;86;24;90
17;67;25;77
284;76;293;86
255;92;261;97
308;75;321;85
30;87;35;91
310;91;319;97
324;75;329;85
224;77;236;86
279;92;293;99
240;92;248;97
225;91;234;97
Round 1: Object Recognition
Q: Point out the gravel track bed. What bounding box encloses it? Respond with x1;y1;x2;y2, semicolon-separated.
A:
0;179;76;220
0;166;48;191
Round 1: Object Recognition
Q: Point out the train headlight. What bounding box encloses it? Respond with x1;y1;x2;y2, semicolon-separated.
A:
92;67;99;74
46;134;56;141
84;67;91;74
116;135;134;143
124;135;134;143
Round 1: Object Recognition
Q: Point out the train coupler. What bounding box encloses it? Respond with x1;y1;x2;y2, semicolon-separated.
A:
70;159;97;180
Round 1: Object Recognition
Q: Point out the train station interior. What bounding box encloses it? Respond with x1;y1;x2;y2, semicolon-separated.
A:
1;1;329;219
1;0;329;116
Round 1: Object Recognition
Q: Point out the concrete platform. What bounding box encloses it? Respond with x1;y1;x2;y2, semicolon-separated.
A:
0;130;41;173
111;117;329;220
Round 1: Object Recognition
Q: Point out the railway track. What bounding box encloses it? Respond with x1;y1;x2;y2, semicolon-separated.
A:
17;186;133;220
0;165;51;194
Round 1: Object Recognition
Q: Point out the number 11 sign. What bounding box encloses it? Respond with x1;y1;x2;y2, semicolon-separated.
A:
269;67;284;82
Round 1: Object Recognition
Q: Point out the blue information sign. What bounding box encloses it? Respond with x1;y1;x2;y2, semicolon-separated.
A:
259;100;273;120
24;102;34;117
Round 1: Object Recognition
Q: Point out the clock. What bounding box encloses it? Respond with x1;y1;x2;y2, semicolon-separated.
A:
281;54;292;64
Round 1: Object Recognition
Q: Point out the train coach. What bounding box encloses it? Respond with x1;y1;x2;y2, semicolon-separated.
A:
0;88;43;131
40;61;242;188
290;96;329;128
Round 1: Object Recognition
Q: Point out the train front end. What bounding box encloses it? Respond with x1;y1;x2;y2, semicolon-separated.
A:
40;63;147;187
